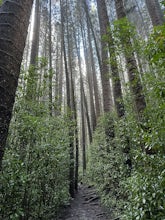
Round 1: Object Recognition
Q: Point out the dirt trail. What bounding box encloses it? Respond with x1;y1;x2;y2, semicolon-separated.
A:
58;185;111;220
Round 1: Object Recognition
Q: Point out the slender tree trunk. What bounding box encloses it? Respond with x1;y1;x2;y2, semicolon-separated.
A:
60;0;75;198
55;34;60;113
23;23;32;70
76;33;87;174
0;0;33;168
81;84;86;175
81;26;96;132
83;0;113;113
98;0;124;117
58;37;63;113
145;0;164;26
70;13;93;144
74;115;79;191
26;0;41;100
83;88;93;144
115;0;146;118
30;0;40;66
82;0;102;70
87;20;101;120
96;0;113;113
76;38;92;144
48;0;53;116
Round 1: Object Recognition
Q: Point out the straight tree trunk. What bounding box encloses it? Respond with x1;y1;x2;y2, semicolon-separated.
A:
81;82;86;174
83;88;93;144
115;0;146;118
76;32;87;174
76;37;93;144
87;20;101;120
26;0;41;100
96;0;113;113
54;33;60;113
81;26;96;132
48;0;53;116
74;113;79;191
0;0;33;168
97;0;124;117
70;12;93;144
82;0;102;70
60;0;75;198
55;23;64;114
67;24;78;196
145;0;164;26
30;0;40;66
58;37;63;113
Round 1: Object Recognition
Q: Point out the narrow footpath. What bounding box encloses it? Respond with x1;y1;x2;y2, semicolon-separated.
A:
59;184;110;220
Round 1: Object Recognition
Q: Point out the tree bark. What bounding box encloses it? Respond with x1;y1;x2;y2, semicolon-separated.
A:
145;0;164;26
98;0;125;117
96;0;113;113
26;0;41;100
83;88;93;144
30;0;40;66
60;0;75;198
81;26;96;132
0;0;33;168
87;20;101;120
115;0;146;117
48;0;53;116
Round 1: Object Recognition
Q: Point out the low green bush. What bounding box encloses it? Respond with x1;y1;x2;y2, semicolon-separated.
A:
0;100;70;219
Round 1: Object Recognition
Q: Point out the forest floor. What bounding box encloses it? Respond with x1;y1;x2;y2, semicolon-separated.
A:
58;184;111;220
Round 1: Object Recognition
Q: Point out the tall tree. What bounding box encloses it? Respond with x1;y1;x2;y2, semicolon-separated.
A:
76;28;87;174
96;0;113;113
30;0;40;66
60;0;75;197
66;5;79;193
145;0;164;26
81;25;96;132
0;0;33;168
26;0;41;100
48;0;53;116
115;0;146;118
98;0;124;117
86;19;101;120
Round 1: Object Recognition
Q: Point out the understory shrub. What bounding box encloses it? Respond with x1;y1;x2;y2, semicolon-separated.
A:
87;113;129;217
0;99;70;219
87;22;165;219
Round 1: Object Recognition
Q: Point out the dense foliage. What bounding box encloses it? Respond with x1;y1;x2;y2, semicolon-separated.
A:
0;70;71;219
87;20;165;220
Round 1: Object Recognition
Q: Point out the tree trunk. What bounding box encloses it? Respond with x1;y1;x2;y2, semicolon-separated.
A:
87;20;101;120
81;27;96;132
60;0;75;198
0;0;33;168
74;116;79;191
76;31;87;174
115;0;146;117
81;84;86;175
67;23;78;196
82;0;102;71
48;0;53;116
30;0;40;66
26;0;41;100
83;88;93;144
145;0;164;26
97;0;124;117
73;23;93;145
58;35;63;113
96;0;113;113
